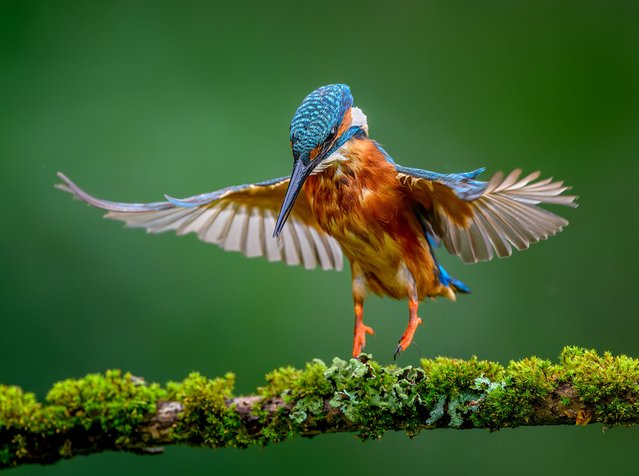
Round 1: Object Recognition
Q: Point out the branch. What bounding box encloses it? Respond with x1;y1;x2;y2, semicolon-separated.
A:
2;346;638;468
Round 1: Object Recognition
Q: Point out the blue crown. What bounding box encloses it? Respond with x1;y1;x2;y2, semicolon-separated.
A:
290;84;353;163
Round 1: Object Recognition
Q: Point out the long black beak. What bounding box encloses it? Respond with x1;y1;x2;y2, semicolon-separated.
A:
273;158;316;238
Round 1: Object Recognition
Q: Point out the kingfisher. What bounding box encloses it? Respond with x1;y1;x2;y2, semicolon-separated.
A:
57;84;577;358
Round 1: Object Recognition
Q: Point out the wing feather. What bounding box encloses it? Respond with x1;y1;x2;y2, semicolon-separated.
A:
262;209;283;262
399;168;577;263
206;203;235;244
57;172;342;271
245;207;264;258
307;227;334;271
281;224;301;266
176;207;212;236
293;220;317;270
223;205;249;252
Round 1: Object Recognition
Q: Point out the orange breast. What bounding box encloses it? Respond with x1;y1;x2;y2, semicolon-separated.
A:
304;137;441;300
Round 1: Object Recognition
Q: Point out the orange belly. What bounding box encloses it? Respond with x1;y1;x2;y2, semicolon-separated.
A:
304;139;446;300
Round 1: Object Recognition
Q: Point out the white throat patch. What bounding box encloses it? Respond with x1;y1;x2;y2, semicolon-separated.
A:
350;106;368;134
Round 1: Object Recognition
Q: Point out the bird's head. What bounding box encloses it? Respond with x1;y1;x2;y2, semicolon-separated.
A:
289;84;353;163
274;84;366;237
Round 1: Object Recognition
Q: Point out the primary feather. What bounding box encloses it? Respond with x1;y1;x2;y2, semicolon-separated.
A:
398;167;578;263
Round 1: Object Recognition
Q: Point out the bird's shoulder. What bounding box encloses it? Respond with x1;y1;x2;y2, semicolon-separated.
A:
343;137;488;201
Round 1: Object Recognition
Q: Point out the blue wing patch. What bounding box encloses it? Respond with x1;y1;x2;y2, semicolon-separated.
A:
394;164;488;201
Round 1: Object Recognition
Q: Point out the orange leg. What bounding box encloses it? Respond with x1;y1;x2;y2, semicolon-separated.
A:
394;296;423;359
352;299;375;357
351;263;374;357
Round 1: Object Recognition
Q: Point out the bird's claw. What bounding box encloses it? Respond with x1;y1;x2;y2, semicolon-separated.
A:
394;316;423;360
352;324;375;357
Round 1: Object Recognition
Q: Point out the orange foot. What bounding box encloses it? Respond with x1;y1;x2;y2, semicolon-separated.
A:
394;317;423;359
352;323;375;357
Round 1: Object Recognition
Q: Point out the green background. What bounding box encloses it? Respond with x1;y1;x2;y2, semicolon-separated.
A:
2;1;639;474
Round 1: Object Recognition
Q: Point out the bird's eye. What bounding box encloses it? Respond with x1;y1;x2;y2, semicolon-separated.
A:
327;126;338;142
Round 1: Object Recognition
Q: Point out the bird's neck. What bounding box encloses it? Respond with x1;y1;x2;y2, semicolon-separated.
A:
309;135;391;178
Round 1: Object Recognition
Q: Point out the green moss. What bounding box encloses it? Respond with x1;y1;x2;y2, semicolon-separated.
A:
45;370;166;437
0;386;42;432
289;360;332;400
420;356;505;400
2;347;639;467
473;356;558;428
0;371;167;436
415;355;505;428
259;360;332;443
288;360;331;421
560;346;639;425
257;360;331;404
0;371;167;467
166;372;240;446
258;367;302;398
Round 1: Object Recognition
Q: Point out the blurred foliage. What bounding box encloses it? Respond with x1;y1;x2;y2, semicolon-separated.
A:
1;0;638;474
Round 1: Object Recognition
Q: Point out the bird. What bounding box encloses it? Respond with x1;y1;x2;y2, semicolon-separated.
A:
56;83;577;358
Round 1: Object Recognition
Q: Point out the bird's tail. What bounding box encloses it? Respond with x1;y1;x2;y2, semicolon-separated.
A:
437;263;470;295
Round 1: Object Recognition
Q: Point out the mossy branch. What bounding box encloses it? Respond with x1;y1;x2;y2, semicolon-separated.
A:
2;346;639;468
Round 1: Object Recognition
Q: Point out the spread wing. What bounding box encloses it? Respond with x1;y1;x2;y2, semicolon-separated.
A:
396;166;578;263
56;172;343;271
